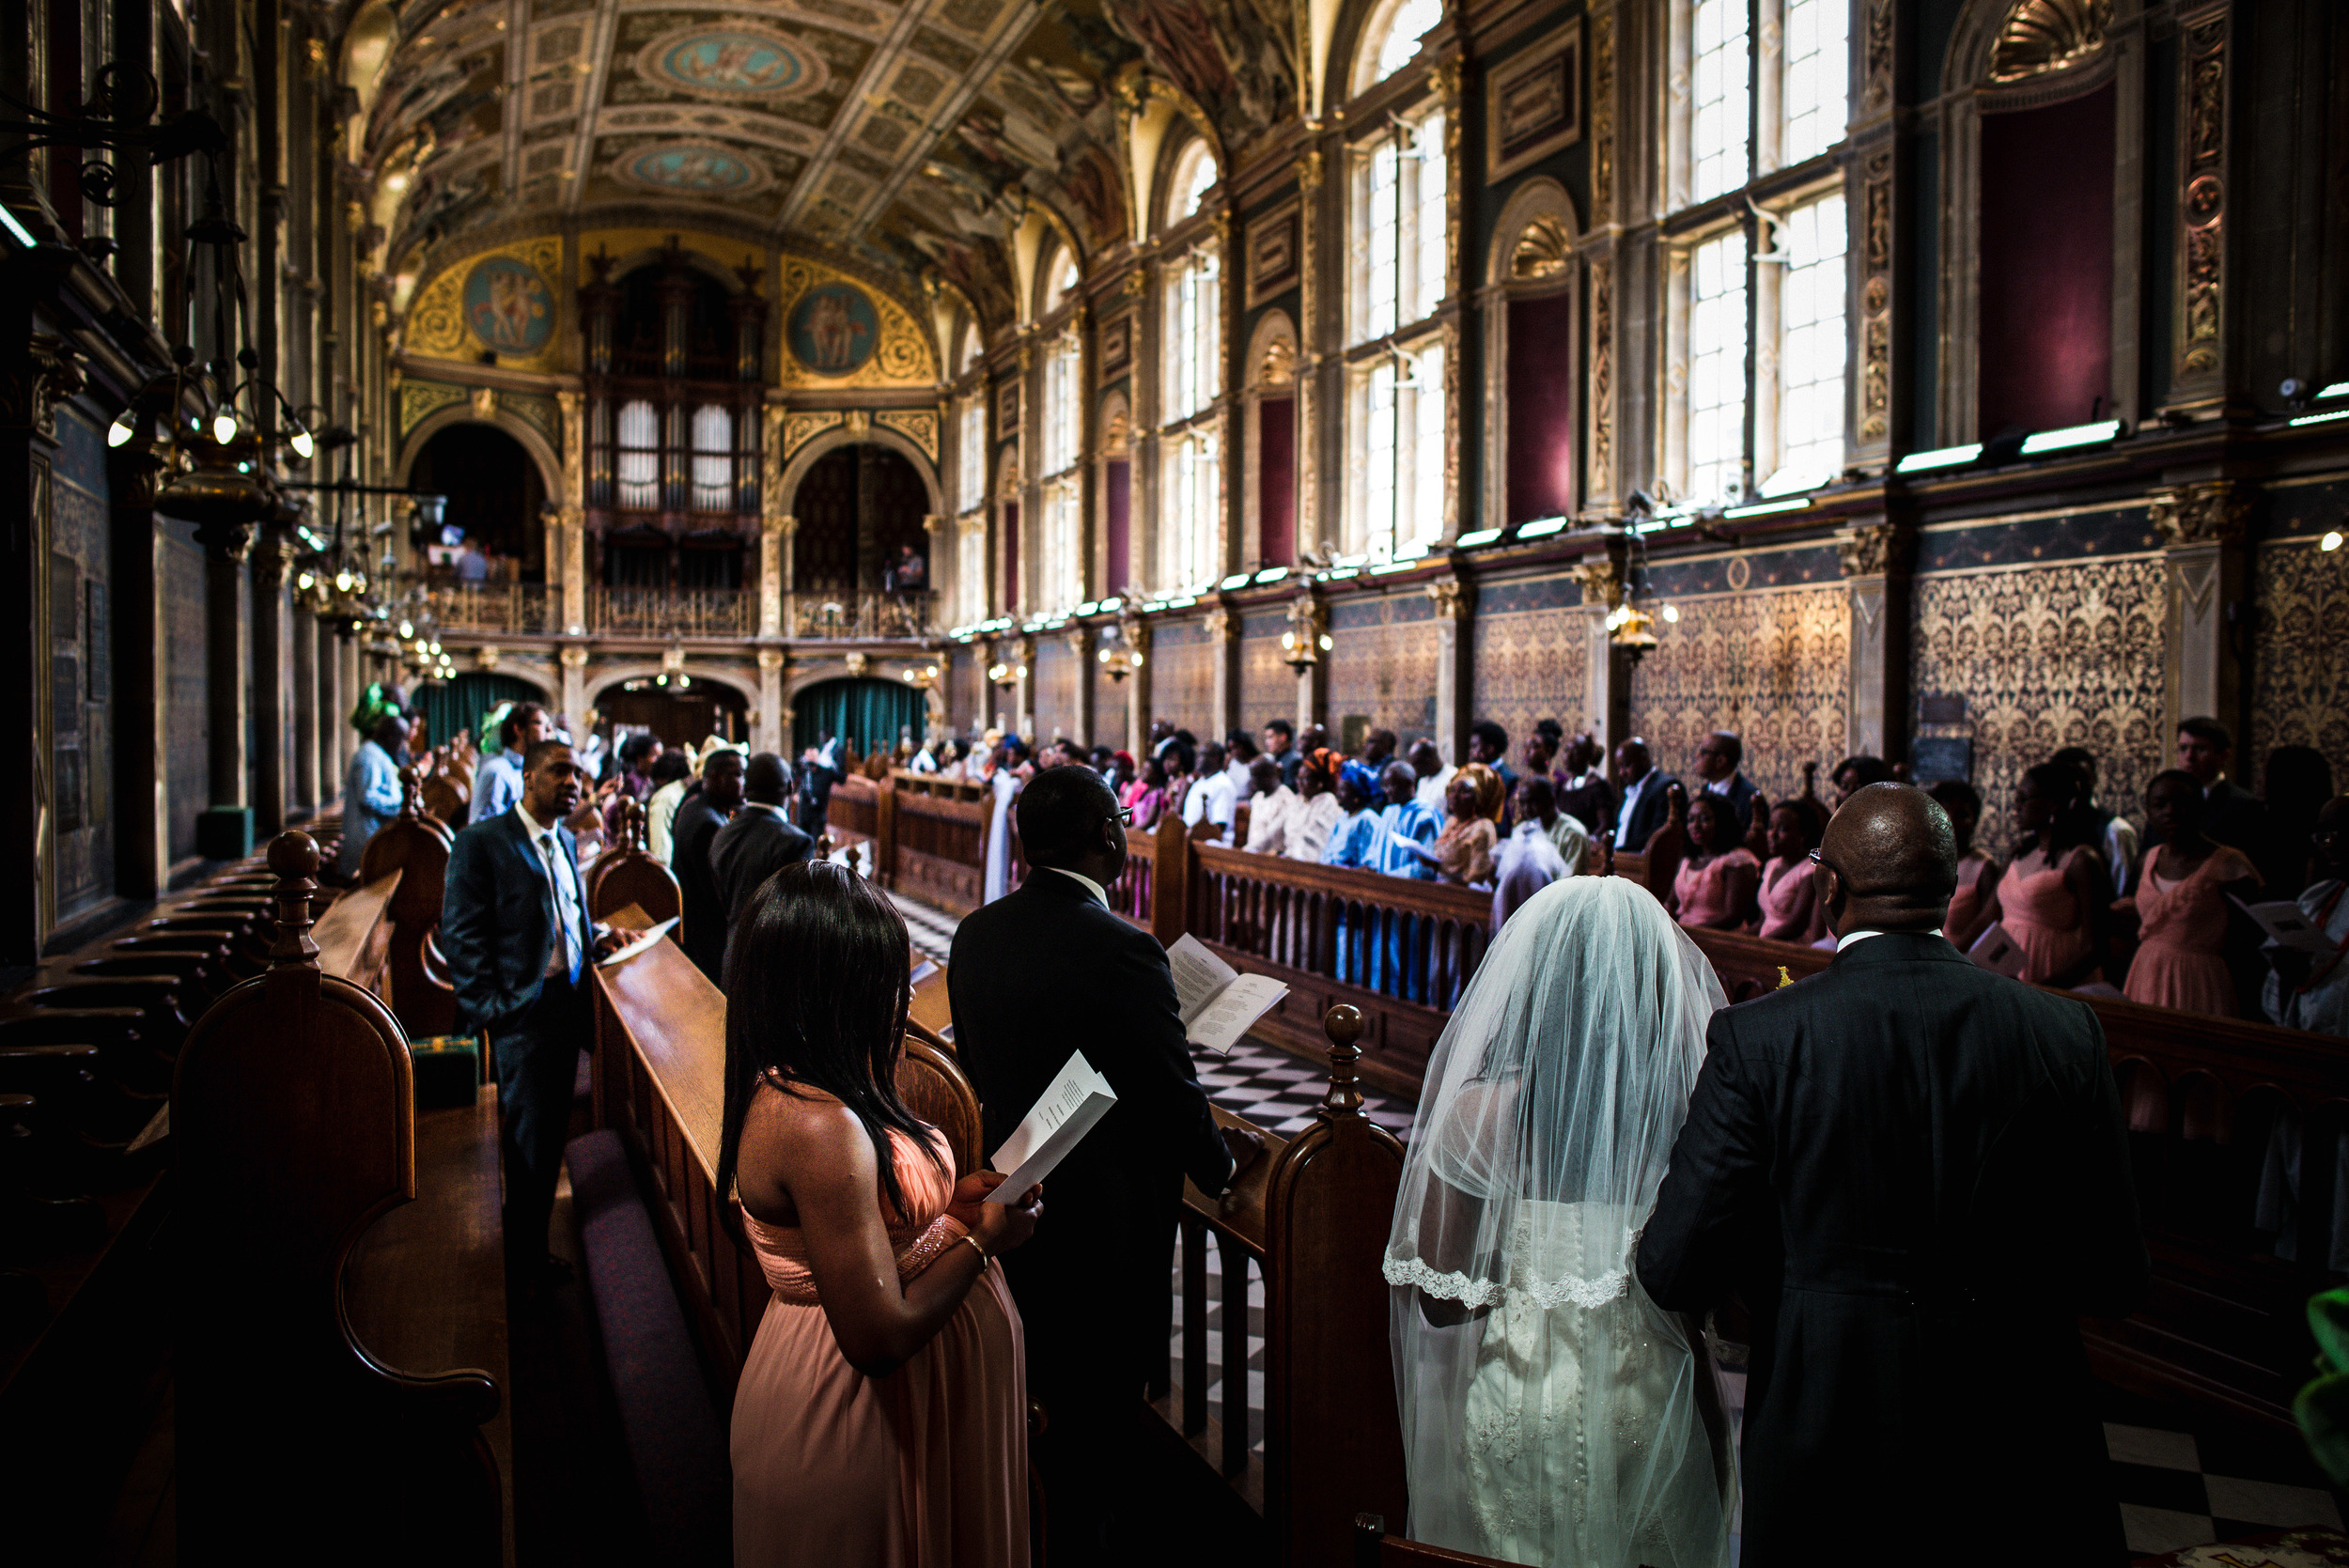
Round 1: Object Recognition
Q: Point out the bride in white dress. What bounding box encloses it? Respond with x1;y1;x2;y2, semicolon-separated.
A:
1384;876;1735;1567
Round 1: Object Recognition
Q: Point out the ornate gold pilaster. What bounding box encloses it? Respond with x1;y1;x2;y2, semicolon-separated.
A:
559;642;589;730
2164;6;2232;416
1295;149;1324;555
1426;576;1473;762
1837;520;1915;764
2152;480;2252;737
1857;149;1895;458
1206;603;1237;734
756;645;786;752
760;513;796;637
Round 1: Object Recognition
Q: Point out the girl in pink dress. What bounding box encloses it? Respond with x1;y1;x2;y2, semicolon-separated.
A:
1673;794;1762;930
723;862;1042;1566
1754;800;1824;943
1929;779;2000;953
2123;769;2263;1016
1123;753;1169;831
1987;762;2112;987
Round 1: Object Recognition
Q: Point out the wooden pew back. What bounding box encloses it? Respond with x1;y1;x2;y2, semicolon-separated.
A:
584;800;684;927
173;831;499;1561
358;768;456;1038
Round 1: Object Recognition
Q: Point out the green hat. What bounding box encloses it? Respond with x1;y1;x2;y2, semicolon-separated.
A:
350;683;404;737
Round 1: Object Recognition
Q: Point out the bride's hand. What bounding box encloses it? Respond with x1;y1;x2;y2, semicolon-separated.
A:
947;1171;1006;1230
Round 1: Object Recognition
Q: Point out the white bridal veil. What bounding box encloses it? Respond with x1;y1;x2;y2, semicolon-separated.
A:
1384;877;1735;1567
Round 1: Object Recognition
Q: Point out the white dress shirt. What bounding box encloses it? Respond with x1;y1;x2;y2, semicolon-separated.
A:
1182;771;1237;832
1616;769;1658;841
1414;765;1457;814
1042;865;1110;908
512;802;586;981
1835;926;1944;952
1242;785;1299;854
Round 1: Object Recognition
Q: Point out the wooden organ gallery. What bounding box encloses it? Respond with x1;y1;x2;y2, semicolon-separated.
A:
2;0;2348;1561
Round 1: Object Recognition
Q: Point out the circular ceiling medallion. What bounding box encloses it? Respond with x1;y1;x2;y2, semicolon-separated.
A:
615;141;770;197
461;255;555;356
636;24;827;101
786;283;881;376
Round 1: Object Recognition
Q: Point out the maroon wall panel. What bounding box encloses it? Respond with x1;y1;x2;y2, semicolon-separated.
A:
1001;502;1019;614
1258;397;1297;566
1105;461;1130;595
1506;292;1577;520
1977;84;2115;436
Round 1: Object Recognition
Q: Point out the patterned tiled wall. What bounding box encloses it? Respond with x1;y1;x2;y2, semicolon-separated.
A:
2251;537;2349;793
1032;636;1080;744
1628;583;1850;809
1911;554;2167;857
1471;572;1592;754
946;644;984;740
1326;592;1439;744
1237;609;1291;732
1147;617;1215;736
1090;656;1130;753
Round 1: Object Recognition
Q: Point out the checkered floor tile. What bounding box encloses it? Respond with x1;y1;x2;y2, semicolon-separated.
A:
886;887;2349;1561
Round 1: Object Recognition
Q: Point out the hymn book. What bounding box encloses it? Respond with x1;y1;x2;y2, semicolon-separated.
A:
2227;894;2341;956
1167;934;1290;1054
986;1051;1118;1202
1968;923;2030;978
595;916;678;967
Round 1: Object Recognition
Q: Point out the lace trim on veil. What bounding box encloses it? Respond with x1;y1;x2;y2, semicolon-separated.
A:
1381;1250;1630;1311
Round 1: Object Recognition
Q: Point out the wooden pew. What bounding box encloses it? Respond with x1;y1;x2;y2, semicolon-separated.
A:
360;767;457;1039
884;770;991;915
584;800;683;927
173;831;503;1563
1352;1514;1521;1566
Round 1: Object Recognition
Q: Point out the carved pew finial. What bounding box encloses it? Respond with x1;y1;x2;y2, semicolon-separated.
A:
845;841;862;877
264;830;322;972
1319;1004;1366;1120
397;763;424;821
619;796;646;855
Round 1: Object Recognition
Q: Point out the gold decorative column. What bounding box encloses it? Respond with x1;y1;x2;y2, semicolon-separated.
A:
1426;576;1473;763
2162;4;2233;419
559;643;589;732
1294;150;1324;555
1286;589;1328;733
1123;612;1152;760
760;513;793;638
2152;481;2252;739
757;646;786;753
1583;4;1621;506
1206;603;1237;737
1836;519;1914;766
557;390;586;635
1573;554;1627;750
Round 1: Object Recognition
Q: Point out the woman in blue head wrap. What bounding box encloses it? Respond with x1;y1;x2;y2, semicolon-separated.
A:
1319;760;1385;983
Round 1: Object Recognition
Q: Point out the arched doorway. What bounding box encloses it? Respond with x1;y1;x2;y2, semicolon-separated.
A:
791;443;931;598
595;675;750;751
410;423;547;580
792;677;927;758
412;672;546;751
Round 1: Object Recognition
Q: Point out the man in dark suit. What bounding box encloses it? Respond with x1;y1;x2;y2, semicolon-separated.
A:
950;766;1265;1563
1692;727;1760;832
2175;715;2270;860
443;739;640;1280
709;751;814;970
1611;737;1679;851
1637;784;2148;1566
672;746;743;981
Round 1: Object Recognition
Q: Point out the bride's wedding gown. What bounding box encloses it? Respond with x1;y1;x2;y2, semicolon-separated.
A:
1386;878;1735;1568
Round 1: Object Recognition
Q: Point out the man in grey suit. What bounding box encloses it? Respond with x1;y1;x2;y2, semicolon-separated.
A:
442;740;640;1281
709;751;816;975
1637;784;2147;1565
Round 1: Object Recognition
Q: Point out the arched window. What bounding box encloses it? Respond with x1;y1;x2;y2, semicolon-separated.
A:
1361;0;1443;92
1167;138;1219;226
1160;428;1220;592
616;399;659;510
1042;331;1081;480
1346;84;1448;557
690;405;733;512
1045;247;1081;316
957;395;988;515
1163;247;1221;426
1159;241;1221;593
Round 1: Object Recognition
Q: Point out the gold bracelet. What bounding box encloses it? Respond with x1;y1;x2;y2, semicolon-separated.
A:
959;1233;989;1265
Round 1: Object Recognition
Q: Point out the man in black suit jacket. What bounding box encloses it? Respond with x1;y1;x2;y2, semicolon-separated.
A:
672;747;743;981
950;766;1264;1563
1637;784;2148;1565
1611;737;1679;851
709;751;814;970
2171;715;2271;860
443;740;639;1279
1693;727;1760;832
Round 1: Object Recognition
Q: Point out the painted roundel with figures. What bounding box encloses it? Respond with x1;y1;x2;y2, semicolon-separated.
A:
615;142;769;197
637;24;826;101
461;256;555;357
786;284;881;377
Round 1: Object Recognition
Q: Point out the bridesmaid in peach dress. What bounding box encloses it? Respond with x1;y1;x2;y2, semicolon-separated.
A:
2123;769;2263;1016
1673;795;1762;931
1929;780;2000;953
1754;801;1825;942
1986;762;2112;987
720;862;1042;1567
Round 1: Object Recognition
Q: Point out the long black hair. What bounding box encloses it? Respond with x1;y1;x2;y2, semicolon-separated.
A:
718;861;941;1225
2018;760;2103;858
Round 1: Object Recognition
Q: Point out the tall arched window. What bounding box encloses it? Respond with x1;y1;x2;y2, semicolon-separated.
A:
1045;247;1081;316
957;395;987;514
616;399;659;510
1361;0;1443;92
1346;82;1449;559
1666;0;1852;507
690;405;733;512
1160;243;1221;593
1167;139;1219;225
1039;329;1083;611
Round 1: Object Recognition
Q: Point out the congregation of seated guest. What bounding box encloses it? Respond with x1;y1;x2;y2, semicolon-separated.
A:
723;862;1041;1563
1753;800;1825;943
1984;760;2112;988
1423;766;1501;888
1672;790;1761;931
2119;769;2263;1017
1180;740;1236;839
1239;754;1298;854
1513;772;1589;876
1321;761;1381;871
1930;778;1999;954
1280;748;1346;862
1376;758;1442;883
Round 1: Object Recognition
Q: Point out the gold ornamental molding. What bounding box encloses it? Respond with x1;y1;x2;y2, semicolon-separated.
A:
2150;481;2253;548
783;410;846;457
398;379;470;439
876;409;939;463
1988;0;2113;85
1572;558;1624;611
1835;520;1911;579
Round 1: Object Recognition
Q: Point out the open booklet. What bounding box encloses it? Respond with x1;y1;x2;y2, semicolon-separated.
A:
2230;894;2343;955
986;1050;1118;1203
1967;922;2030;978
1167;933;1290;1054
596;916;679;967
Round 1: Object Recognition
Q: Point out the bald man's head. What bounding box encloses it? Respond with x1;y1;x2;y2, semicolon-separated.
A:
1814;783;1958;936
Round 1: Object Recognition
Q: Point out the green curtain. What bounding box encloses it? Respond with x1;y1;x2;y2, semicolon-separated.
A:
412;673;543;753
792;678;927;758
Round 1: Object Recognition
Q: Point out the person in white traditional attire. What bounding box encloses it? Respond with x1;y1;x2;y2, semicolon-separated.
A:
982;739;1024;903
1385;875;1735;1568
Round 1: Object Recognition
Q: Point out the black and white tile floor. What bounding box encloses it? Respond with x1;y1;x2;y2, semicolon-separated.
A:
886;885;2349;1562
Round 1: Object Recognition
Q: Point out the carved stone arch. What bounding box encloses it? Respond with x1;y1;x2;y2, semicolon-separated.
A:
776;423;946;517
1029;204;1088;322
587;663;758;708
1244;309;1299;392
396;409;564;498
1093;387;1133;600
1486;177;1581;291
1342;0;1445;103
1942;0;2118;97
1240;310;1299;571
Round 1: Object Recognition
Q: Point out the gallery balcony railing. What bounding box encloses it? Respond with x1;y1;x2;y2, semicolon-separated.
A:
399;578;935;643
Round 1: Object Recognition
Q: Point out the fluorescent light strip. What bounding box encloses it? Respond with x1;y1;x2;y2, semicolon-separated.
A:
1075;600;1098;616
1321;567;1359;580
1097;597;1122;613
1895;443;1983;474
1219;572;1252;590
2317;381;2349;401
1252;566;1289;583
0;204;36;249
1721;497;1812;520
1517;517;1567;538
1453;528;1502;548
2018;419;2123;455
1368;559;1420;575
2290;408;2349;427
1163;595;1196;608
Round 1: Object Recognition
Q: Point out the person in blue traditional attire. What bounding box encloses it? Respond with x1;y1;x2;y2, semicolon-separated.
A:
1322;762;1384;984
1373;759;1442;1001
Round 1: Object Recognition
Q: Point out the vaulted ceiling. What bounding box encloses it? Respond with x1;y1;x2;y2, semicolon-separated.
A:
350;0;1303;334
